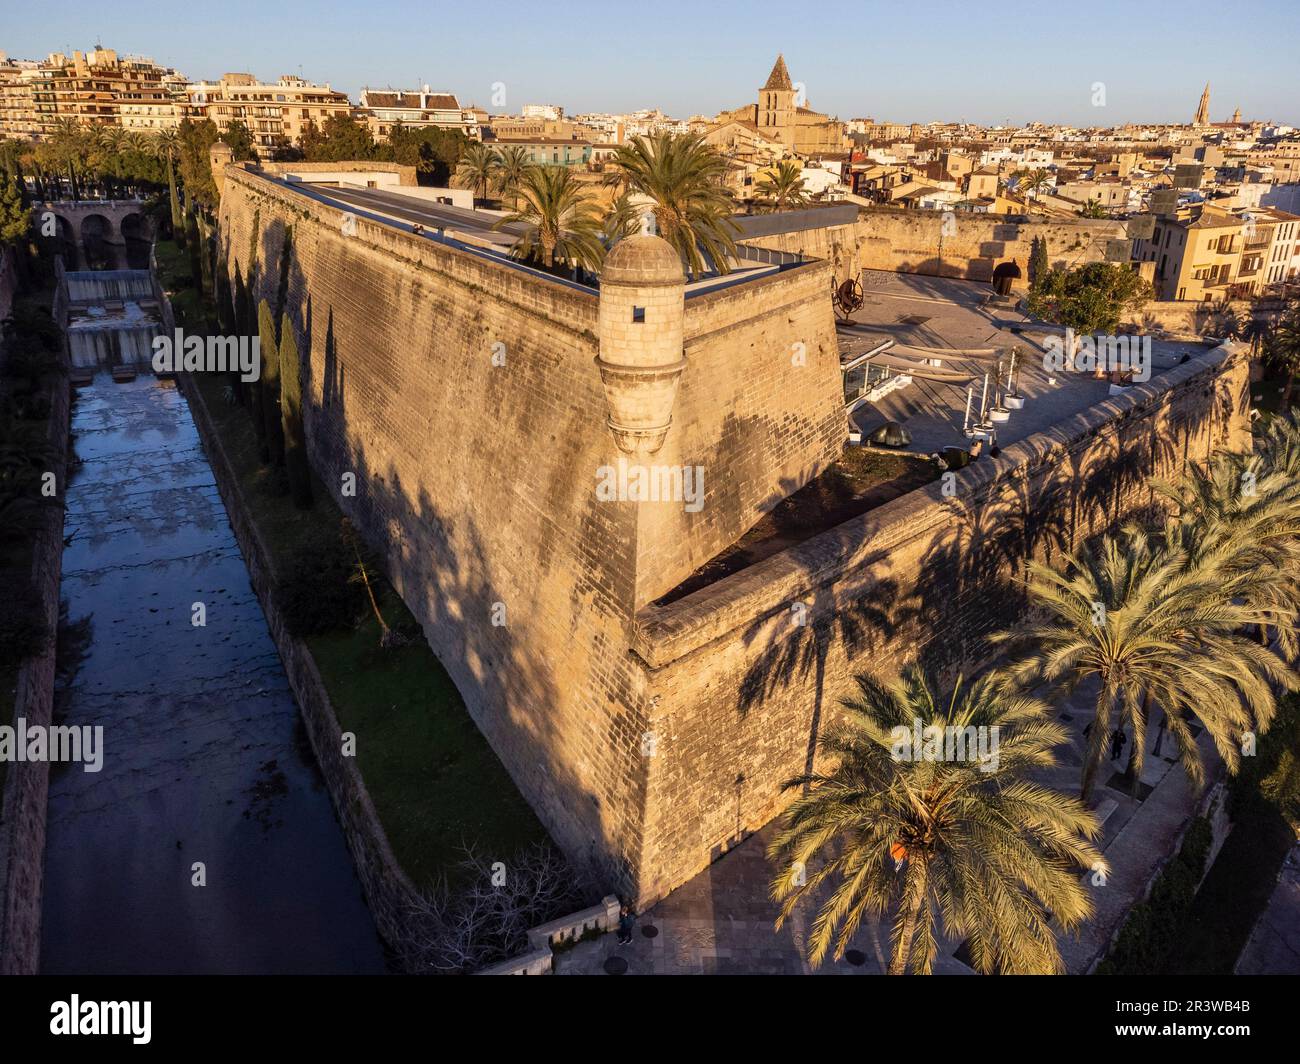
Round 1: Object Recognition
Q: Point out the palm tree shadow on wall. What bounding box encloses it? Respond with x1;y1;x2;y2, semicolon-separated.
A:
254;227;619;890
734;447;1087;782
735;536;903;782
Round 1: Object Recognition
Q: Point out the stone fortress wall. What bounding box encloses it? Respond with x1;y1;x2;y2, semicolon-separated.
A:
743;206;1126;289
218;163;1250;908
217;164;844;903
632;344;1249;901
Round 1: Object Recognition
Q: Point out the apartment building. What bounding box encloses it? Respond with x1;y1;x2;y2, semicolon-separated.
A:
486;115;578;141
186;73;351;152
849;120;912;142
1135;204;1299;300
0;48;183;139
0;56;46;139
1245;206;1300;288
355;87;480;140
521;103;563;121
487;136;593;166
120;71;187;132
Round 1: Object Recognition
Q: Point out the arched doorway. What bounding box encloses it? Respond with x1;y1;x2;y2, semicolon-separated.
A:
992;259;1022;296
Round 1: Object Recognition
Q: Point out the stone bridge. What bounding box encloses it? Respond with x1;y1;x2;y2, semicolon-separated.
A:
37;199;154;269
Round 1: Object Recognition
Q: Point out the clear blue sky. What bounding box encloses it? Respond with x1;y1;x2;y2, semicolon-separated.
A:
3;0;1297;125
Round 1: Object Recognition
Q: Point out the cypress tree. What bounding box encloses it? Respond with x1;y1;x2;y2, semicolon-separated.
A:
186;211;202;295
216;266;242;403
167;155;182;240
247;208;260;285
257;299;285;467
273;226;293;345
197;215;213;303
235;268;264;450
278;312;313;508
1029;236;1049;292
216;265;233;334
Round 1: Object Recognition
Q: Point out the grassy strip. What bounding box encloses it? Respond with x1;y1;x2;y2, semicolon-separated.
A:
1096;694;1300;974
1158;694;1300;974
1094;817;1213;975
153;239;209;331
186;307;547;892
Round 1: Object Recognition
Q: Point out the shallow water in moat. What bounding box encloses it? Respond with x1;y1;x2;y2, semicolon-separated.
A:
41;373;387;974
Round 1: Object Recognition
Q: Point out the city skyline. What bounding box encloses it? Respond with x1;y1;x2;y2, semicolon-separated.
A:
3;0;1300;1011
2;0;1298;126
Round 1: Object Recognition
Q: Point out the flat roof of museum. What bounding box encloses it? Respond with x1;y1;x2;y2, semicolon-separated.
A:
843;270;1212;454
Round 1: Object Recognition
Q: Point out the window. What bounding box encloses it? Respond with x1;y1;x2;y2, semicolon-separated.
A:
632;307;645;323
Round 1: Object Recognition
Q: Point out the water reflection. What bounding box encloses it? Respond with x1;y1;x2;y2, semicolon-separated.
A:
41;371;387;974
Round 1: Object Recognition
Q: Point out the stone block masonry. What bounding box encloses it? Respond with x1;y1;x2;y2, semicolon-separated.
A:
0;315;71;974
217;165;844;907
742;206;1125;288
631;342;1249;903
218;162;1249;910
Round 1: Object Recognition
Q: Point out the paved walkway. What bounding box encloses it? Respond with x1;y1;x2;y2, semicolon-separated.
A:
1236;843;1300;974
558;678;1210;975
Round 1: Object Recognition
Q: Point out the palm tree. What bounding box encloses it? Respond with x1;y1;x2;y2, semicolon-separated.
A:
609;131;738;278
1269;301;1300;407
1155;428;1300;661
495;144;530;209
100;126;127;154
1015;167;1052;204
755;160;808;212
1259;407;1300;479
151;129;183;234
768;666;1105;974
453;142;501;205
151;128;180;163
493;165;605;273
995;525;1293;800
602;191;642;245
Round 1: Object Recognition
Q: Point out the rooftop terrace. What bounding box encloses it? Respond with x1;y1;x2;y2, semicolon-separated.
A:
843;270;1209;455
271;175;808;296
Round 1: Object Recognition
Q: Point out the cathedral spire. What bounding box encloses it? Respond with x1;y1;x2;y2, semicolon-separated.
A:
762;54;793;92
1194;82;1211;125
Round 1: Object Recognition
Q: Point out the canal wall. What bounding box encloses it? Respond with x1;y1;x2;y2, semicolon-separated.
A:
0;247;17;324
0;301;71;975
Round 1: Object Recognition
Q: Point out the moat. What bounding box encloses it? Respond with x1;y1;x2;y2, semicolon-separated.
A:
40;351;386;973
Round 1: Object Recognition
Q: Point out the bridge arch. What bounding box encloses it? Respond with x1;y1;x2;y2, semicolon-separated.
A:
79;213;117;270
120;212;152;269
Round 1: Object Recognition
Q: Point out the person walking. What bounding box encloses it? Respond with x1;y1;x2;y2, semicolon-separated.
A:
1110;727;1125;762
616;904;636;946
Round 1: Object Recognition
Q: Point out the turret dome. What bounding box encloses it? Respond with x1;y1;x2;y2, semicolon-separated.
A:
601;234;684;287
